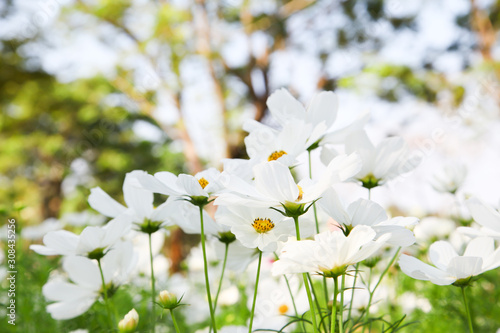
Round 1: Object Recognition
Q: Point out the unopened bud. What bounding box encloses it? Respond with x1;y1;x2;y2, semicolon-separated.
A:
118;308;139;333
158;290;178;309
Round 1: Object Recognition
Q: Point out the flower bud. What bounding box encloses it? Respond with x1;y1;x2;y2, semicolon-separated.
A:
158;290;178;309
118;308;139;333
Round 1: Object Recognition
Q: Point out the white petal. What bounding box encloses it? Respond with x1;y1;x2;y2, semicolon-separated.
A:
62;256;102;289
466;197;500;233
372;137;405;179
150;201;173;223
373;226;416;247
43;280;95;302
178;174;206;197
347;199;387;227
254;161;298;203
101;215;132;247
447;256;483;279
123;171;154;220
41;230;79;255
136;172;176;195
29;244;60;256
428;241;459;271
46;296;96;320
345;130;375;176
88;187;127;218
318;188;351;226
464;237;494;259
266;88;305;125
399;254;454;285
307;91;338;128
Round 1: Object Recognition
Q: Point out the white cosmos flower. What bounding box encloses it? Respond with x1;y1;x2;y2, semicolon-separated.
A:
272;225;388;277
137;168;223;200
345;130;421;188
399;237;500;286
431;164;467;194
88;170;172;227
458;197;500;240
43;241;137;319
244;119;315;166
249;88;368;148
30;215;131;258
215;206;295;252
216;154;361;211
319;188;418;247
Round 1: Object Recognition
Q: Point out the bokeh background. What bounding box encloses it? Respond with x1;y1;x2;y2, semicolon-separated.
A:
2;0;500;331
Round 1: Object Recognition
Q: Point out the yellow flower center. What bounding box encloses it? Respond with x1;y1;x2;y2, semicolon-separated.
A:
278;304;289;315
268;150;287;161
252;218;275;233
198;177;209;189
297;185;304;201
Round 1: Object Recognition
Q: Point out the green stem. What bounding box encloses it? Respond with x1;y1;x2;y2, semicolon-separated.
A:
199;205;218;333
293;216;319;333
364;247;401;328
170;309;181;333
347;263;359;321
97;258;113;328
461;286;474;333
284;274;299;317
339;274;345;333
307;274;329;333
248;251;263;333
331;276;338;333
213;243;229;313
148;233;156;333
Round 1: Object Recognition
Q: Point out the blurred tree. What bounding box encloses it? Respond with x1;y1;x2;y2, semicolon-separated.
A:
0;42;184;222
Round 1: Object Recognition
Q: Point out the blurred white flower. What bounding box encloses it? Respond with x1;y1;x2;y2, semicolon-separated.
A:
399;292;432;314
399;237;500;286
319;188;418;246
43;242;137;319
345;130;421;188
272;226;388;277
413;217;456;243
21;218;63;240
431;164;467;194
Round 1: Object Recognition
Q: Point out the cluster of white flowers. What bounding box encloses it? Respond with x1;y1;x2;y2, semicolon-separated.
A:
30;88;500;332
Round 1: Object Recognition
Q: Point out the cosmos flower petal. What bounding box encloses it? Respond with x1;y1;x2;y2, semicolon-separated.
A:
254;161;298;203
150;201;173;223
447;256;483;280
398;254;454;286
36;230;79;256
46;295;97;320
464;236;494;259
62;256;102;289
123;171;154;220
466;197;500;233
267;88;306;125
307;91;338;128
428;241;458;271
88;187;127;218
373;226;416;247
318;188;351;226
178;174;206;197
347;199;387;227
43;280;95;302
